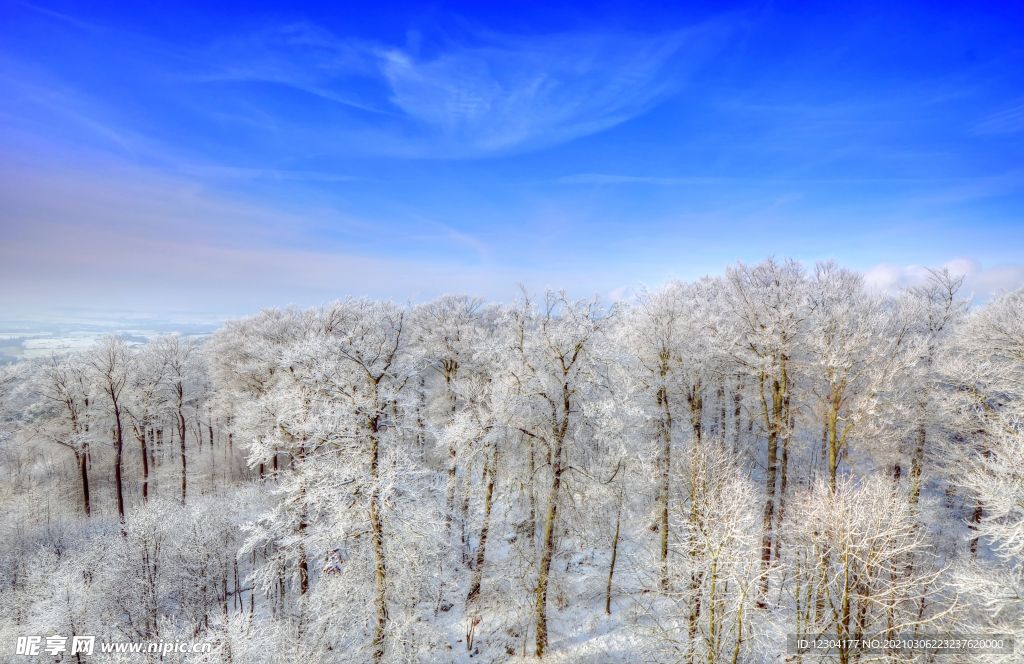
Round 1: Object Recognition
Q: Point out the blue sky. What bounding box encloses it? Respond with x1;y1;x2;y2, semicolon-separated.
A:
1;0;1023;321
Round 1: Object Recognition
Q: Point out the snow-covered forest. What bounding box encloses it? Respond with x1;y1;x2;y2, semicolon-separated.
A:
2;257;1023;663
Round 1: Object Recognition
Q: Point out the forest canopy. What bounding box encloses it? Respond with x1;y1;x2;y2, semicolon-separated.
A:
2;256;1023;663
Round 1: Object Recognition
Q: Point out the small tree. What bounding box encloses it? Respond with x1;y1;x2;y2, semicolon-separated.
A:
788;476;956;664
647;440;766;664
31;353;95;516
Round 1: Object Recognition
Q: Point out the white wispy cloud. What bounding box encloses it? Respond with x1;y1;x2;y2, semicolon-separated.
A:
1;13;729;160
376;30;693;153
199;21;728;157
197;24;390;115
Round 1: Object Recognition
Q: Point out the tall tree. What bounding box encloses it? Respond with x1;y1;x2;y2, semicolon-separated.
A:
123;343;167;502
216;299;425;663
806;261;918;491
505;289;617;658
31;353;94;516
156;334;201;504
88;335;133;526
901;269;969;504
410;294;487;557
624;280;717;589
943;286;1024;553
722;258;811;578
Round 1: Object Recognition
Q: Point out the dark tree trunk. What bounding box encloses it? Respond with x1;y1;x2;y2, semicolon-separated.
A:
606;502;620;615
688;383;703;446
178;408;187;504
528;436;537;550
113;403;126;527
369;413;388;664
718;376;726;438
658;383;672;591
79;449;91;517
467;454;496;605
775;418;791;563
298;523;309;596
733;375;743;453
148;427;156;478
140;429;150;502
910;421;926;506
536;389;570;659
760;370;784;599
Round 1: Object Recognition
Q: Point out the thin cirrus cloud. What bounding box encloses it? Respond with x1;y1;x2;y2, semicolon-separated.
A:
2;16;719;163
197;22;721;158
972;102;1024;135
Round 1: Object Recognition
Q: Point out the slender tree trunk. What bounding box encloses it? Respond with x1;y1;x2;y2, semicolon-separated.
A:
761;436;777;569
733;375;745;455
909;418;926;506
113;405;126;527
461;457;473;563
688;383;703;446
536;398;569;659
688;450;704;660
658;383;672;591
227;424;234;481
79;449;91;517
606;498;621;615
210;423;216;492
446;385;458;539
827;394;840;492
178;407;187;504
528;436;537;550
369;417;388;664
760;374;781;598
445;449;456;528
970;501;983;556
774;419;791;564
535;457;561;659
298;523;309;596
467;455;496;605
415;375;427;453
140;430;150;502
819;421;827;483
718;376;726;438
